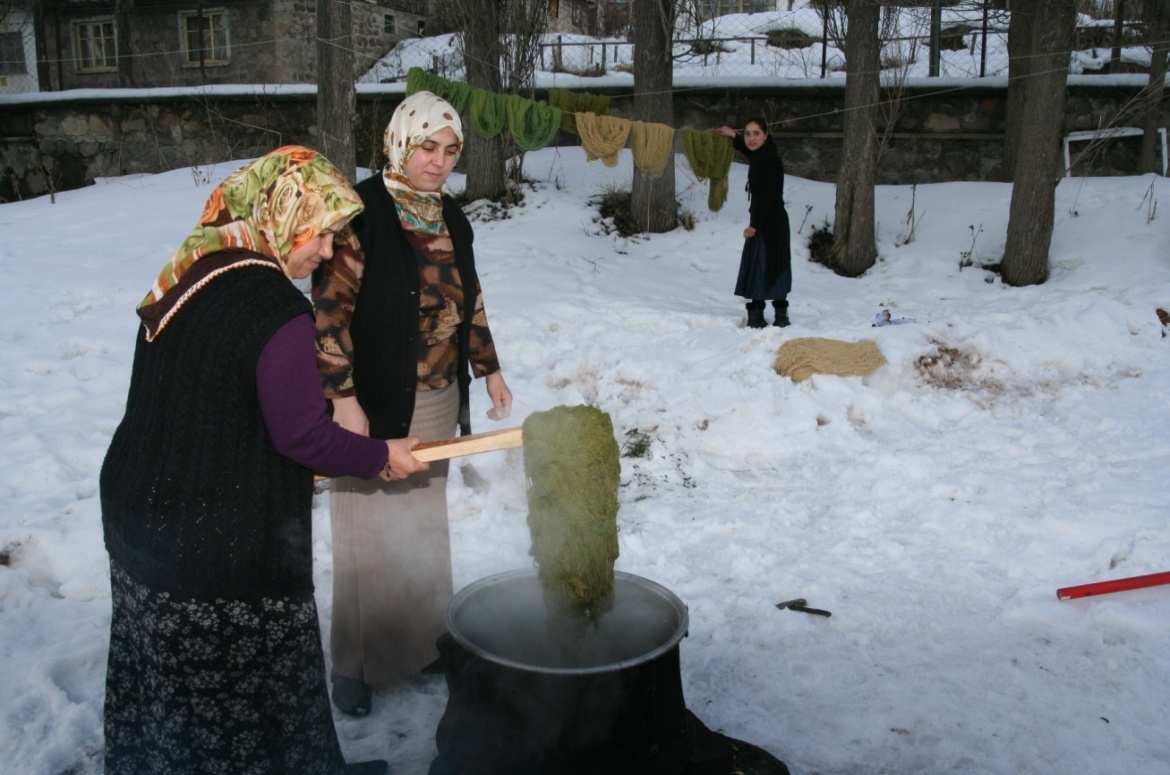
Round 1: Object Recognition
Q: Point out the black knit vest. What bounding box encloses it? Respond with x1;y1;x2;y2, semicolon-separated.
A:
345;175;478;439
100;262;315;601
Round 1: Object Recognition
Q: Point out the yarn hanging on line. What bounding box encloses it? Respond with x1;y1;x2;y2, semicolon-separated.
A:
505;95;563;152
467;88;508;139
629;121;675;178
682;129;735;211
405;67;470;113
549;89;612;134
575;112;632;168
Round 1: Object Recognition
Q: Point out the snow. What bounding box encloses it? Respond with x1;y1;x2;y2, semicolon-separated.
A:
2;148;1169;774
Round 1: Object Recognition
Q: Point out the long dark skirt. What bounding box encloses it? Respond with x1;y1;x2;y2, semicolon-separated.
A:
103;561;346;775
734;211;792;301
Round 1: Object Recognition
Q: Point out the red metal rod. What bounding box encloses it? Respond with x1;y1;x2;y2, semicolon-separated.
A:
1056;571;1170;600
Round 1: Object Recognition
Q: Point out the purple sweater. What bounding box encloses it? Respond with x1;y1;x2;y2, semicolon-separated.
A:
256;314;388;478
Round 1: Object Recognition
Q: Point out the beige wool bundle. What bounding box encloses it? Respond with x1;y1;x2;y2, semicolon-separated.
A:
629;121;675;178
575;112;632;168
774;338;887;382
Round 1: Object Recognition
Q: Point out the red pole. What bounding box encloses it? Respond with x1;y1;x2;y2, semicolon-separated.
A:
1056;571;1170;601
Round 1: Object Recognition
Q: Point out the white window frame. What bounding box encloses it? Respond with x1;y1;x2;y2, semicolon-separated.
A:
178;8;231;67
72;17;118;73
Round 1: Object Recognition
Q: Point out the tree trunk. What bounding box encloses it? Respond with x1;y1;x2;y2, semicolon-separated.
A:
1001;0;1076;288
829;0;879;278
1003;3;1037;180
630;0;676;233
460;0;506;201
1140;0;1169;174
316;0;355;181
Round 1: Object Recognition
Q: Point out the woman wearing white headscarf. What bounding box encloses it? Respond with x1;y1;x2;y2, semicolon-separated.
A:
313;92;512;715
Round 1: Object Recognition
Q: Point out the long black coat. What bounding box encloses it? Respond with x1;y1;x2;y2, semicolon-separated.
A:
733;134;791;293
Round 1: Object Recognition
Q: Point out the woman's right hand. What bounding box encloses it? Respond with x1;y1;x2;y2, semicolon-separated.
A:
331;396;369;436
714;125;737;138
381;437;429;481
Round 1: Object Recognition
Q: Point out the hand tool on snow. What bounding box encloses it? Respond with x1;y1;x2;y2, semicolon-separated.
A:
1056;571;1170;600
776;598;832;617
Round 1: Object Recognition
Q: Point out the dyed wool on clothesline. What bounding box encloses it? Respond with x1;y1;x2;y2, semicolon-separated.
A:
548;88;612;134
575;112;632;168
681;129;735;211
505;95;562;152
405;67;471;113
630;121;675;179
467;88;508;139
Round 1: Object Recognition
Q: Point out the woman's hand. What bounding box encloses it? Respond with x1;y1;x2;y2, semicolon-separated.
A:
485;371;513;421
332;396;369;436
743;226;757;239
381;437;429;481
714;125;737;138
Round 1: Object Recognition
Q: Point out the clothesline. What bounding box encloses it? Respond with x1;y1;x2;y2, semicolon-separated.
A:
405;67;735;211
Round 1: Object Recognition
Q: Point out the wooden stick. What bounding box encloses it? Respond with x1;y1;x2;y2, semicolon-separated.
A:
411;426;523;462
1056;571;1170;600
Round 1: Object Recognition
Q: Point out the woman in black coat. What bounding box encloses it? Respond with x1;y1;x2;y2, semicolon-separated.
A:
716;119;792;328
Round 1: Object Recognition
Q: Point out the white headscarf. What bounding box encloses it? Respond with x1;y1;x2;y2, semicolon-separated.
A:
383;91;464;234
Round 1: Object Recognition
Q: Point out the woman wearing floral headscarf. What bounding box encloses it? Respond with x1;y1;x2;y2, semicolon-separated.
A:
313;92;512;714
99;146;424;775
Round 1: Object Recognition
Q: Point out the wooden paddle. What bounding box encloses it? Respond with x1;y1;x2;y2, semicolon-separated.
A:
411;426;523;462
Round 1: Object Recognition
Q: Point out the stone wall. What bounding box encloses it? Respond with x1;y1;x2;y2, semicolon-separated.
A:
1;81;1165;202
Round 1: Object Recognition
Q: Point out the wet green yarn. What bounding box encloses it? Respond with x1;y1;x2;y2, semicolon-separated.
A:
682;129;735;211
522;405;621;614
549;89;612;135
404;67;470;113
505;95;562;151
468;88;508;139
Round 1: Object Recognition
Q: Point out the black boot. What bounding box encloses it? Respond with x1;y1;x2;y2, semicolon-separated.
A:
772;300;790;328
332;674;372;717
746;301;766;329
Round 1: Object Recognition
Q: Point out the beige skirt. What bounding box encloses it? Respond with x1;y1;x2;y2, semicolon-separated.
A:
328;384;459;687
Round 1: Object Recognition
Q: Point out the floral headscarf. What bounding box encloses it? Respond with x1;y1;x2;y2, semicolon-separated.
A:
138;145;363;340
382;91;463;235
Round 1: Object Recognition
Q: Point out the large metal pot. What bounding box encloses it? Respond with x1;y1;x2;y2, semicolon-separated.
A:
430;568;692;775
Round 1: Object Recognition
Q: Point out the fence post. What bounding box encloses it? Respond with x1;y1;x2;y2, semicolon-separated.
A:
820;10;828;78
555;34;563;72
751;37;755;65
540;44;545;70
980;0;988;77
602;42;607;72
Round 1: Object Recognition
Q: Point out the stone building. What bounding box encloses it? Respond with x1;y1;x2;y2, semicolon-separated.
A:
32;0;432;90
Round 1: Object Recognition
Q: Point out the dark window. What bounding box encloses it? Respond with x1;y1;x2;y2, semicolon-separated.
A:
384;14;396;35
180;9;230;65
0;31;26;75
417;19;426;36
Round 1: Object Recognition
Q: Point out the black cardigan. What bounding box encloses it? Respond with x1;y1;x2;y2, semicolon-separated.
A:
100;263;317;600
347;175;479;439
734;134;785;231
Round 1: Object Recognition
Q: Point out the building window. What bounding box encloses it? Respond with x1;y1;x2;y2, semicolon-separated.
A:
417;20;426;36
0;31;27;76
179;9;231;66
383;14;395;35
73;18;117;72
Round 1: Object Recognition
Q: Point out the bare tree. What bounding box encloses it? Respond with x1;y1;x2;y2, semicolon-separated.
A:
1140;0;1170;173
829;0;881;278
1003;3;1038;179
1000;0;1077;287
317;0;356;180
631;0;677;233
449;0;547;200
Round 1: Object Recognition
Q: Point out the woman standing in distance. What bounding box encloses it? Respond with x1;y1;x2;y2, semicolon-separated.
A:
100;146;426;775
314;92;513;715
715;119;793;328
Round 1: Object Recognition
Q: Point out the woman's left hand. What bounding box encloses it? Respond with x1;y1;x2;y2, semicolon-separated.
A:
743;226;757;239
485;371;513;420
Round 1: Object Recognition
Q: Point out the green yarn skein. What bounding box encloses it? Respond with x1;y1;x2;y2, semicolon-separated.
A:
506;95;562;152
682;129;735;212
405;67;470;113
468;88;508;139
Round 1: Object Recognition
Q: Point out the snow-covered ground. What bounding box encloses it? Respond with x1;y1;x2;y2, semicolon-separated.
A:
2;147;1169;774
362;6;1161;87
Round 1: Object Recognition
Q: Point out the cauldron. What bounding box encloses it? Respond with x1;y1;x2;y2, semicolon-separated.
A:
429;568;693;775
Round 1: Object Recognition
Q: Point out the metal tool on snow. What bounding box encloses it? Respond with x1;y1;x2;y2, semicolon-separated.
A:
775;598;832;617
